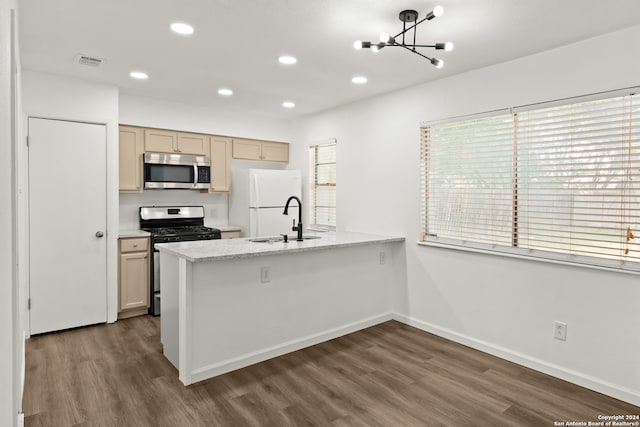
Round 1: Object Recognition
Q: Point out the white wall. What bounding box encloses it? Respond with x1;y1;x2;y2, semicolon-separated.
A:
120;191;230;229
119;94;291;142
289;25;640;405
1;0;20;424
118;94;292;229
21;70;120;324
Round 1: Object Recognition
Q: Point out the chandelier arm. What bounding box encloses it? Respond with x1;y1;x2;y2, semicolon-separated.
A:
405;44;438;48
396;43;434;61
382;43;438;50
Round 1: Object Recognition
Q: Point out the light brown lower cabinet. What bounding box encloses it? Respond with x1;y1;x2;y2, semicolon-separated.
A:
221;230;241;239
118;237;150;319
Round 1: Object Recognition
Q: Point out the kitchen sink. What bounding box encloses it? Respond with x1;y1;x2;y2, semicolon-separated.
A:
248;235;321;243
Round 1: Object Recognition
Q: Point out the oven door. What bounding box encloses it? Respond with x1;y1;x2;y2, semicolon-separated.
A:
144;152;211;189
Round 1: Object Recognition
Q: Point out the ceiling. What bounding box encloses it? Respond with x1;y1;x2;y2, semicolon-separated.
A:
18;0;640;120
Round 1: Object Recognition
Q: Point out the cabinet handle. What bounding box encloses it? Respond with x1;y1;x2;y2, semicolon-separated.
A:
133;244;138;247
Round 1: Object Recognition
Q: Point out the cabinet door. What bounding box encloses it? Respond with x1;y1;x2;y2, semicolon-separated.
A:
261;141;289;162
177;132;209;155
232;138;262;160
221;231;241;239
145;129;177;153
119;251;149;311
210;136;231;192
119;126;144;192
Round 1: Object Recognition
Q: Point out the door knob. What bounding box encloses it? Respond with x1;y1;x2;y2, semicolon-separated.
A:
95;231;104;238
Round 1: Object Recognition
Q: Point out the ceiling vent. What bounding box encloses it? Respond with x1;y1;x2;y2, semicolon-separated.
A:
74;54;105;68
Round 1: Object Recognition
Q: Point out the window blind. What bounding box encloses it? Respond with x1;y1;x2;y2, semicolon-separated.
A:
309;140;336;228
421;93;640;271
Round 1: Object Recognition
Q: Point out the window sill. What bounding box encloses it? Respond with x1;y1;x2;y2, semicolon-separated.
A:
416;240;640;276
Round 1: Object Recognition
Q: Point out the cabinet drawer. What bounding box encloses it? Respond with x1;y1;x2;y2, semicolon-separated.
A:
221;231;241;239
120;237;149;253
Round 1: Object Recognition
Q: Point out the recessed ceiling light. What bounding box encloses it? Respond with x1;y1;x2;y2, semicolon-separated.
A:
218;88;233;96
282;101;295;108
129;71;148;80
170;22;194;35
278;56;297;65
352;76;368;84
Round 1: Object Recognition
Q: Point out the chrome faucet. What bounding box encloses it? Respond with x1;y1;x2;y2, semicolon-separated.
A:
283;196;303;241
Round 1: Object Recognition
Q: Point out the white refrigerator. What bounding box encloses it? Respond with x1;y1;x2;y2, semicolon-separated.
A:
229;169;302;238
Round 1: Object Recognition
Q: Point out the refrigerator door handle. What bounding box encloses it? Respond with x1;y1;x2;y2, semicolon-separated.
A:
254;208;260;237
253;174;260;208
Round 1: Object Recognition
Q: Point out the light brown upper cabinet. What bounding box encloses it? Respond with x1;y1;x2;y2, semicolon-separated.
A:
177;132;209;156
145;128;209;156
232;138;289;162
209;136;232;192
119;125;144;192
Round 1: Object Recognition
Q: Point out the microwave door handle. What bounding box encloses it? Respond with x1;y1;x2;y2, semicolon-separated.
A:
193;163;198;188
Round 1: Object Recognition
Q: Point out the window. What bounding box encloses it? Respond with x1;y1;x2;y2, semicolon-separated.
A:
421;92;640;272
309;140;336;229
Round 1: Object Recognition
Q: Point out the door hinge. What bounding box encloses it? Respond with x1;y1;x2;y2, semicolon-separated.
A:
27;298;30;310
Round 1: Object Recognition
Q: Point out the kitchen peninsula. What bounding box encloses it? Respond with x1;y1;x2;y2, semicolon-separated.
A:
156;232;404;385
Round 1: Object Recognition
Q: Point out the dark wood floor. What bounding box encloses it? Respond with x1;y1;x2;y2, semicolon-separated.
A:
23;316;638;426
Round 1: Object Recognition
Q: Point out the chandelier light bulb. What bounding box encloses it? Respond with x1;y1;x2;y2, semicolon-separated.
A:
353;40;363;50
444;42;454;51
433;5;444;17
371;44;380;53
431;58;444;68
380;32;390;43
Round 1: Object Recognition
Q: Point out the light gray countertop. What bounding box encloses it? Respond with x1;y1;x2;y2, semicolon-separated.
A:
156;231;404;262
118;229;151;239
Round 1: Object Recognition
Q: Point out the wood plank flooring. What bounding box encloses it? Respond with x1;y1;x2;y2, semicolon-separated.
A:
23;317;639;426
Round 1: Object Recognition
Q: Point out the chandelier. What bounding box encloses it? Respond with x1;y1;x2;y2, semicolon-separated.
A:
353;5;453;68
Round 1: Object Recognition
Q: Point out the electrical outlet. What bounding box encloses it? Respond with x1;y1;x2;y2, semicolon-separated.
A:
379;251;386;265
554;321;567;341
260;266;271;283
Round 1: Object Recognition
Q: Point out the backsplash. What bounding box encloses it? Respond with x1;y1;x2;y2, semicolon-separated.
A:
119;190;229;229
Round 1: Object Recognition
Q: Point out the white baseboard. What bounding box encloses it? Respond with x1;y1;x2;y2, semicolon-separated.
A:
189;312;393;384
17;413;24;427
393;314;640;407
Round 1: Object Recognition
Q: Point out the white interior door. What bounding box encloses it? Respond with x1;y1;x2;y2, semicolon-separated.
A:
28;118;107;334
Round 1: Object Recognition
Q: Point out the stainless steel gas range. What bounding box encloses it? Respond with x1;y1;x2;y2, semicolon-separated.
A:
140;206;221;315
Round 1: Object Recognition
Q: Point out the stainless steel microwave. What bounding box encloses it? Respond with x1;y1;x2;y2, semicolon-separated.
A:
143;152;211;189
